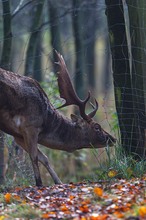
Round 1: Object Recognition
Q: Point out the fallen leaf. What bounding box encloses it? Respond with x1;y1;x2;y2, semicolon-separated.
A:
80;217;87;220
139;206;146;217
69;195;75;200
4;193;11;204
41;213;49;219
114;211;124;218
60;204;69;211
90;214;109;220
79;204;89;213
93;187;103;197
108;170;117;178
13;194;21;201
42;211;56;219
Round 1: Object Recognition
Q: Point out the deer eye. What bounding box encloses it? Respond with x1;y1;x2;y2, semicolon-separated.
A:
94;124;101;131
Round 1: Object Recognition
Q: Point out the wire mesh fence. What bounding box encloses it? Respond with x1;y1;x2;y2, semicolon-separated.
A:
106;0;146;156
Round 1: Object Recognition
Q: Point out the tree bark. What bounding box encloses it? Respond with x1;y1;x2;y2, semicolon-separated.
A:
25;1;44;78
126;0;146;153
72;0;85;99
1;0;12;69
48;0;62;73
105;0;145;157
33;33;42;82
83;0;97;90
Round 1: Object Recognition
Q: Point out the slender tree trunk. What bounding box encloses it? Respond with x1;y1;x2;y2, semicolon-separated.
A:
101;32;112;93
126;0;146;153
1;0;12;69
25;0;44;78
83;0;97;90
0;0;12;183
105;0;144;156
33;33;42;82
48;0;62;73
72;0;85;99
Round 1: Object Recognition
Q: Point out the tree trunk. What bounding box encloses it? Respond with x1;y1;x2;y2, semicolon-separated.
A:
72;0;85;99
48;0;62;73
105;0;145;157
25;1;44;78
83;0;97;90
0;0;12;183
1;0;12;69
126;0;146;154
33;33;42;82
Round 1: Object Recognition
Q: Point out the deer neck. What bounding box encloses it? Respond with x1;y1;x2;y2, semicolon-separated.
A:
39;109;88;152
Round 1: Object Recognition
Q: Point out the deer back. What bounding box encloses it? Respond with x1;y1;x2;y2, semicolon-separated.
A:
0;68;54;137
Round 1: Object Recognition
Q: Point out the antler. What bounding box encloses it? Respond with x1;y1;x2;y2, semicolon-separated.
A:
55;50;98;120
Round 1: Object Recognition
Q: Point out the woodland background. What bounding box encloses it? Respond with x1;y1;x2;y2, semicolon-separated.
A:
0;0;145;186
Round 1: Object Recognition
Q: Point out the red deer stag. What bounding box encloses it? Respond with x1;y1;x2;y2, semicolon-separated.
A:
0;51;116;186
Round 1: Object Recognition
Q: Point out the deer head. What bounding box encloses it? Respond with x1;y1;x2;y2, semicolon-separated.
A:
54;51;116;148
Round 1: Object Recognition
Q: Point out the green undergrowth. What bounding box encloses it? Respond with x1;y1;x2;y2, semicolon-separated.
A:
6;204;42;219
90;145;146;182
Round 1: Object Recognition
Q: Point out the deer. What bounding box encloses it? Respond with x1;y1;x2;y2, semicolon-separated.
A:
0;51;116;186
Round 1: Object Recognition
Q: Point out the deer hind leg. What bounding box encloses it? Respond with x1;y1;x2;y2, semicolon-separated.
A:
37;149;62;184
20;127;42;187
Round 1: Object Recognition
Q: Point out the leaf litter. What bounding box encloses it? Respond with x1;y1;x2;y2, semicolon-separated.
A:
0;177;146;219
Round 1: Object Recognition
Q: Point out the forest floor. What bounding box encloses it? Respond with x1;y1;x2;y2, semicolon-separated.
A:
0;177;146;219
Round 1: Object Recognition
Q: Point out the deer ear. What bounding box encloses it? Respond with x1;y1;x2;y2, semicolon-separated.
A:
70;114;80;123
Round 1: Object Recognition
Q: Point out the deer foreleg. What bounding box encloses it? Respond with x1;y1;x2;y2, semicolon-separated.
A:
37;149;62;184
29;151;42;186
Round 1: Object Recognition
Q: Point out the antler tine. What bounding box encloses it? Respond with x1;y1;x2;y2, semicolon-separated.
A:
55;50;91;120
78;91;91;119
88;99;99;118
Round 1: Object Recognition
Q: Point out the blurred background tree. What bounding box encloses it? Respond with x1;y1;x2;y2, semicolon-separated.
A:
0;0;12;184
